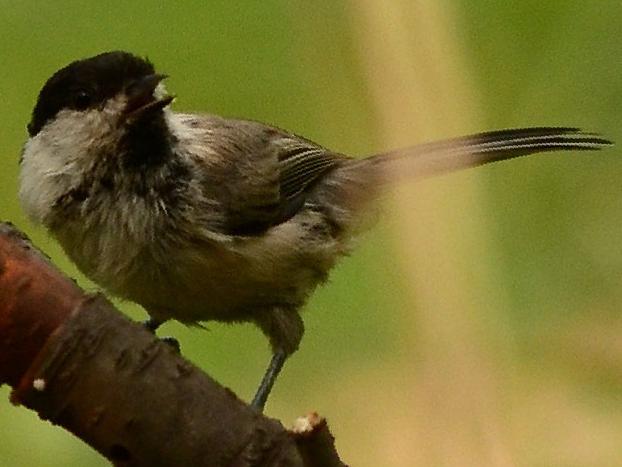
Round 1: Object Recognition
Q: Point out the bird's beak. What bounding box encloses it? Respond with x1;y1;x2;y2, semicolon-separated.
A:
124;74;174;121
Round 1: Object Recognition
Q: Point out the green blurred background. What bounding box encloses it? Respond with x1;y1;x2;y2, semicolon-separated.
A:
1;1;621;466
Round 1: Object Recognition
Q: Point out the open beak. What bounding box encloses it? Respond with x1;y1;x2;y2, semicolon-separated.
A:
124;74;174;121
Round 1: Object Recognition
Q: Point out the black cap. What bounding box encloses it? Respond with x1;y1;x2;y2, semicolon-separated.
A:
28;51;155;136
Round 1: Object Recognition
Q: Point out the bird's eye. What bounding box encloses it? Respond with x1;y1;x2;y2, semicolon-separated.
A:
74;91;92;110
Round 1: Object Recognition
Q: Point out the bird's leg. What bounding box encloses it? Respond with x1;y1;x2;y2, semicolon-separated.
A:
252;308;303;411
143;317;180;352
251;349;288;411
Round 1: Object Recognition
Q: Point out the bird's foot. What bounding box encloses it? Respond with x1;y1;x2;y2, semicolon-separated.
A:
143;318;180;353
160;336;181;353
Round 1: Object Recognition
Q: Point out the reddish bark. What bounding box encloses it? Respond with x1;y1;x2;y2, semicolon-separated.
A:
0;222;346;467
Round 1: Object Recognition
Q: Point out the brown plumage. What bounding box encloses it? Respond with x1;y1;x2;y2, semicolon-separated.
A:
19;51;612;409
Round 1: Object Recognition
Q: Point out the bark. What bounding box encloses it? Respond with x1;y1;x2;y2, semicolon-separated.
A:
0;222;346;467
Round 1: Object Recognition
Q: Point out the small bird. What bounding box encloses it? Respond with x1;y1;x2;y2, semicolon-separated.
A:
19;51;611;410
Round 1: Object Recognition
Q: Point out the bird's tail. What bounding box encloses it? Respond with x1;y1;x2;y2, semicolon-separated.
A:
321;127;611;225
351;127;612;185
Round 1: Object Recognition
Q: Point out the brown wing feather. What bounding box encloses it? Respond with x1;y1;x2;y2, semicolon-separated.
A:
194;116;345;236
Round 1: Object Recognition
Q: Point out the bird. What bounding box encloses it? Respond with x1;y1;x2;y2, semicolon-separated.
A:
19;51;612;410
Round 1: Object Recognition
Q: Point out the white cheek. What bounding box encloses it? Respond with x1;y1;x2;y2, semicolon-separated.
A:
19;136;72;224
18;108;119;225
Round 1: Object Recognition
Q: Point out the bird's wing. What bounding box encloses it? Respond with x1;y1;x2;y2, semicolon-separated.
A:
277;136;345;207
194;117;346;236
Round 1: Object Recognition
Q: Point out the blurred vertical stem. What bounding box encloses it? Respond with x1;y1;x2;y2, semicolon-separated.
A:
348;2;515;466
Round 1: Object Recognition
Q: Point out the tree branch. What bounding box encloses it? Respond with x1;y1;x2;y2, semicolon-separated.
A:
0;222;347;467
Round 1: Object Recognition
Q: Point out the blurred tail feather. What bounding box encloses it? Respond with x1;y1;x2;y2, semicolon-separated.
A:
350;127;612;185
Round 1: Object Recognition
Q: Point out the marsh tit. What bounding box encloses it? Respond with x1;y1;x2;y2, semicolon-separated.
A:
19;51;611;410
